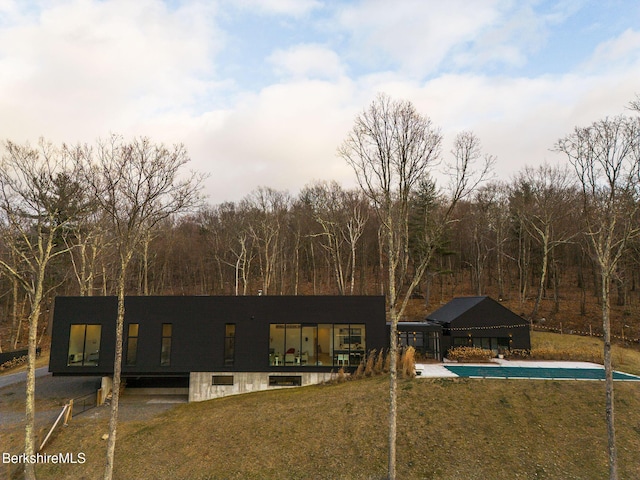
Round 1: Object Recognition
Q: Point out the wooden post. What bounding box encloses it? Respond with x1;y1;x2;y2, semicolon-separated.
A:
63;399;73;426
559;322;562;334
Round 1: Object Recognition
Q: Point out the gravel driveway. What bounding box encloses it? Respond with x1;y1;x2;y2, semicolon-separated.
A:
1;368;186;431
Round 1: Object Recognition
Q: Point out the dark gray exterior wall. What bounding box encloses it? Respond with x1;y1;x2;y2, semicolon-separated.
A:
49;295;387;377
427;296;531;354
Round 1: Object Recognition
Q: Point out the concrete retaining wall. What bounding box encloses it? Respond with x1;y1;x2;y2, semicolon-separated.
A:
189;371;336;402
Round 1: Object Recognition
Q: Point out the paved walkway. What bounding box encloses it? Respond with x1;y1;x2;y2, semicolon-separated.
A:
0;366;50;388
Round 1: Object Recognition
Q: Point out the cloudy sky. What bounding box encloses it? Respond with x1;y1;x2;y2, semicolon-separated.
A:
1;0;639;203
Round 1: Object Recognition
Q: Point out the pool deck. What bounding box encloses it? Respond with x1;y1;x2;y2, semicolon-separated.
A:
415;359;640;381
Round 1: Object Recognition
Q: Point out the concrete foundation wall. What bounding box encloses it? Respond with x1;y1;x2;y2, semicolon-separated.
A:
189;371;336;402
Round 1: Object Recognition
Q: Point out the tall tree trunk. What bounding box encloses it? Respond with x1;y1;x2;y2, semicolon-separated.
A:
387;222;398;480
104;254;130;480
601;269;618;480
10;277;19;349
143;233;150;296
552;256;560;314
23;298;42;480
531;231;549;319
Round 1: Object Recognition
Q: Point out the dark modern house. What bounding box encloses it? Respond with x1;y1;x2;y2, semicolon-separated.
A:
49;295;387;401
386;297;529;361
49;294;530;401
426;296;530;355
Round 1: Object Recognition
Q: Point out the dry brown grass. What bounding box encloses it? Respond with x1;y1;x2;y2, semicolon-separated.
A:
17;376;640;480
532;331;640;375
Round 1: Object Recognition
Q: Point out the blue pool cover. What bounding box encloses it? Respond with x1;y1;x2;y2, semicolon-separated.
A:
444;365;640;381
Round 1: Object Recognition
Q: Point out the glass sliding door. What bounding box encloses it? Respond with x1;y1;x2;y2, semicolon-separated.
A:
301;325;317;365
317;324;332;366
350;324;365;365
284;324;301;365
268;323;366;368
269;324;285;365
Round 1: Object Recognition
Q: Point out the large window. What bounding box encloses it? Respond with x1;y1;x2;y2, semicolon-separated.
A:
471;337;511;354
453;336;511;354
334;324;365;366
269;324;301;365
269;323;365;367
398;330;440;359
126;323;139;366
67;324;101;366
160;323;172;366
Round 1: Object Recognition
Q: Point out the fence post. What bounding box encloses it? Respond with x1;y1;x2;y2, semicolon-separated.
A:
64;399;73;426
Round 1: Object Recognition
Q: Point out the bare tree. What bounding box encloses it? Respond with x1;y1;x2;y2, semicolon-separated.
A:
243;187;289;295
204;203;255;296
556;115;640;480
0;140;81;480
81;135;205;480
511;164;577;318
466;181;511;299
338;94;492;479
302;181;368;295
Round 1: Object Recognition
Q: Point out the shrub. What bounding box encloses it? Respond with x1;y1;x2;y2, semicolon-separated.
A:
375;349;386;374
383;350;391;373
353;359;365;379
364;349;376;377
447;346;493;362
400;346;416;378
504;349;531;359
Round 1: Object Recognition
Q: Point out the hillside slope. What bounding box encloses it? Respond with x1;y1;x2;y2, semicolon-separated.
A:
24;376;640;480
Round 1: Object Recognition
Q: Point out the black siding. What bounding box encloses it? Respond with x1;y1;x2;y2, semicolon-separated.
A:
49;296;387;376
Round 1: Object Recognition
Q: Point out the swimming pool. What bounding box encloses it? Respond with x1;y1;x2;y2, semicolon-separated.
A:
443;365;640;381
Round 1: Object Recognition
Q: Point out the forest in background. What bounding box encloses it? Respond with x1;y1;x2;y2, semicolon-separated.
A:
2;95;639;480
2;158;640;352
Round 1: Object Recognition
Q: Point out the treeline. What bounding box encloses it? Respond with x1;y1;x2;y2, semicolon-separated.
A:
2;160;639;350
1;128;640;352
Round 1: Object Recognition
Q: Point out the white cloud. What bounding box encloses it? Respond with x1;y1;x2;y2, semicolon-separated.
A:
0;0;221;142
233;0;322;17
268;44;344;80
335;0;503;76
185;78;363;202
185;58;639;203
581;28;640;73
1;0;639;206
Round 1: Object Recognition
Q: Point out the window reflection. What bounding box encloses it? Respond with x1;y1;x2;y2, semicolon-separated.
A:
67;324;101;366
269;323;365;367
161;323;172;366
126;323;139;366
